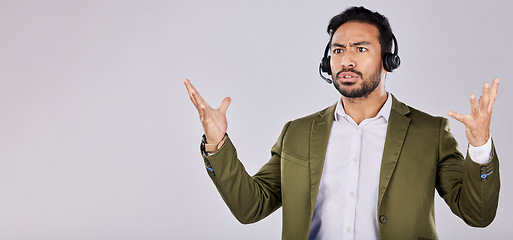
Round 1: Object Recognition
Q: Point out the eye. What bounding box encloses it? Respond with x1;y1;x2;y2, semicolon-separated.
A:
333;49;343;54
357;47;367;52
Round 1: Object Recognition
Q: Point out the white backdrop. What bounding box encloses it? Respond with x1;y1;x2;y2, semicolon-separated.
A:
0;0;512;239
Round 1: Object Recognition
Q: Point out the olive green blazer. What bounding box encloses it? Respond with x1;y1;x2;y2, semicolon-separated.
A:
202;95;500;240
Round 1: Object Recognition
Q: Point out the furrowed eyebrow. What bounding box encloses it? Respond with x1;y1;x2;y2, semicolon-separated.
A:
350;41;371;47
331;41;371;49
331;43;346;48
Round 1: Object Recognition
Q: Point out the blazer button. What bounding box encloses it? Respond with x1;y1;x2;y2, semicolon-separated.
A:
379;215;387;223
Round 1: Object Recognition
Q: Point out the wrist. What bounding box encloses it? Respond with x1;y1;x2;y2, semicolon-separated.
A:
469;133;490;147
201;134;228;154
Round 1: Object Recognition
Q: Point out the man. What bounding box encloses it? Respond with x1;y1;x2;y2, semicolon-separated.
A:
184;6;500;240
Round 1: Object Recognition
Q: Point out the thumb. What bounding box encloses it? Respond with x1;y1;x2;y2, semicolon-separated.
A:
448;110;467;124
219;97;231;114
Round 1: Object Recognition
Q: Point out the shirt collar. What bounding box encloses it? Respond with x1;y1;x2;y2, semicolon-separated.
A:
334;92;393;123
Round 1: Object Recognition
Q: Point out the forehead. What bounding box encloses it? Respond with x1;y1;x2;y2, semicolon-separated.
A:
332;21;380;44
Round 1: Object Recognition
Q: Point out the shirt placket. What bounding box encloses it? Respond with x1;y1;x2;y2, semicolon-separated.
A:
345;124;362;239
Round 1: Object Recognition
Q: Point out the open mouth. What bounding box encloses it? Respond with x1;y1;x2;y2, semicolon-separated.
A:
338;72;359;82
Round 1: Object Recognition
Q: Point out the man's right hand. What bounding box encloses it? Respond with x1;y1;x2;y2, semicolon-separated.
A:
184;79;231;145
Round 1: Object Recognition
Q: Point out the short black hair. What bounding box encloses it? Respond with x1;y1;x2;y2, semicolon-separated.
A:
327;6;393;59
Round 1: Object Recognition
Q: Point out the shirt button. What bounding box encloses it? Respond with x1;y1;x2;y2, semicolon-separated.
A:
379;215;387;223
353;157;358;162
349;191;355;197
346;227;351;232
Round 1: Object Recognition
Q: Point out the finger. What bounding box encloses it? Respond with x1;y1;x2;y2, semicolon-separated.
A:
448;111;467;124
190;84;207;106
469;94;479;115
198;103;206;120
480;82;490;111
488;78;499;112
219;97;231;114
199;103;210;121
184;79;196;94
199;99;217;122
185;80;214;122
184;79;199;107
185;79;210;111
490;78;499;97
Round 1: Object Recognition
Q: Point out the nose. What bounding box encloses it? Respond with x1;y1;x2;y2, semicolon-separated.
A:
341;52;356;68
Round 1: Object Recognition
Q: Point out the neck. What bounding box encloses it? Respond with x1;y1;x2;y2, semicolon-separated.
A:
341;88;388;125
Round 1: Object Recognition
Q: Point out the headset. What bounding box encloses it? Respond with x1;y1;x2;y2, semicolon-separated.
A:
319;34;401;84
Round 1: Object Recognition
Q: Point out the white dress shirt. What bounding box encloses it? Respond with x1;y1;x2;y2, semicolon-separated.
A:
308;93;492;240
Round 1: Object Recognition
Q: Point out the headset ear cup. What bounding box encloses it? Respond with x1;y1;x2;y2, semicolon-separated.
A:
383;53;392;72
392;54;401;70
321;56;332;75
384;34;401;72
383;53;400;72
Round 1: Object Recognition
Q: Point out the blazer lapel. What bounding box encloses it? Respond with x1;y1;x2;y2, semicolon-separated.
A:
378;95;411;210
309;103;336;213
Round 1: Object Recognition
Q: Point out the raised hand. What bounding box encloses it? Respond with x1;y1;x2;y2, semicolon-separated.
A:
184;79;231;145
448;78;499;147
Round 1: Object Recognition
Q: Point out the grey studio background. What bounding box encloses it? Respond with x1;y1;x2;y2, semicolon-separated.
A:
0;0;512;239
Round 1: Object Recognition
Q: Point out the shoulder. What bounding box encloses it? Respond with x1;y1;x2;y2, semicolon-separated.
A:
272;103;336;156
275;103;336;142
408;106;442;122
288;103;336;127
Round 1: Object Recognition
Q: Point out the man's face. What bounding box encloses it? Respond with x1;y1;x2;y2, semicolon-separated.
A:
330;21;386;99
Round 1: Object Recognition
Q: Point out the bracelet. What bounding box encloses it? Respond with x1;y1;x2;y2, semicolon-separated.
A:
202;134;228;153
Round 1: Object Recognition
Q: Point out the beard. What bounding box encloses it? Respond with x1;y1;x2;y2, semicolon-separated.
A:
333;65;382;99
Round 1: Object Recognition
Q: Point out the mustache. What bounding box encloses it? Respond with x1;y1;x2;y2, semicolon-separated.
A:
335;68;363;79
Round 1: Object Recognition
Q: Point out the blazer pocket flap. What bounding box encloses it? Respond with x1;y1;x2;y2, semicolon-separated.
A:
282;151;308;168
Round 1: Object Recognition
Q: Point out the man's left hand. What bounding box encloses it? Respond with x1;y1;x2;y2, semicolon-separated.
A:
448;78;499;147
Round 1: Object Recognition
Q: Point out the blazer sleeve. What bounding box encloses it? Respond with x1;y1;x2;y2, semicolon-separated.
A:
436;118;500;227
200;122;291;224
